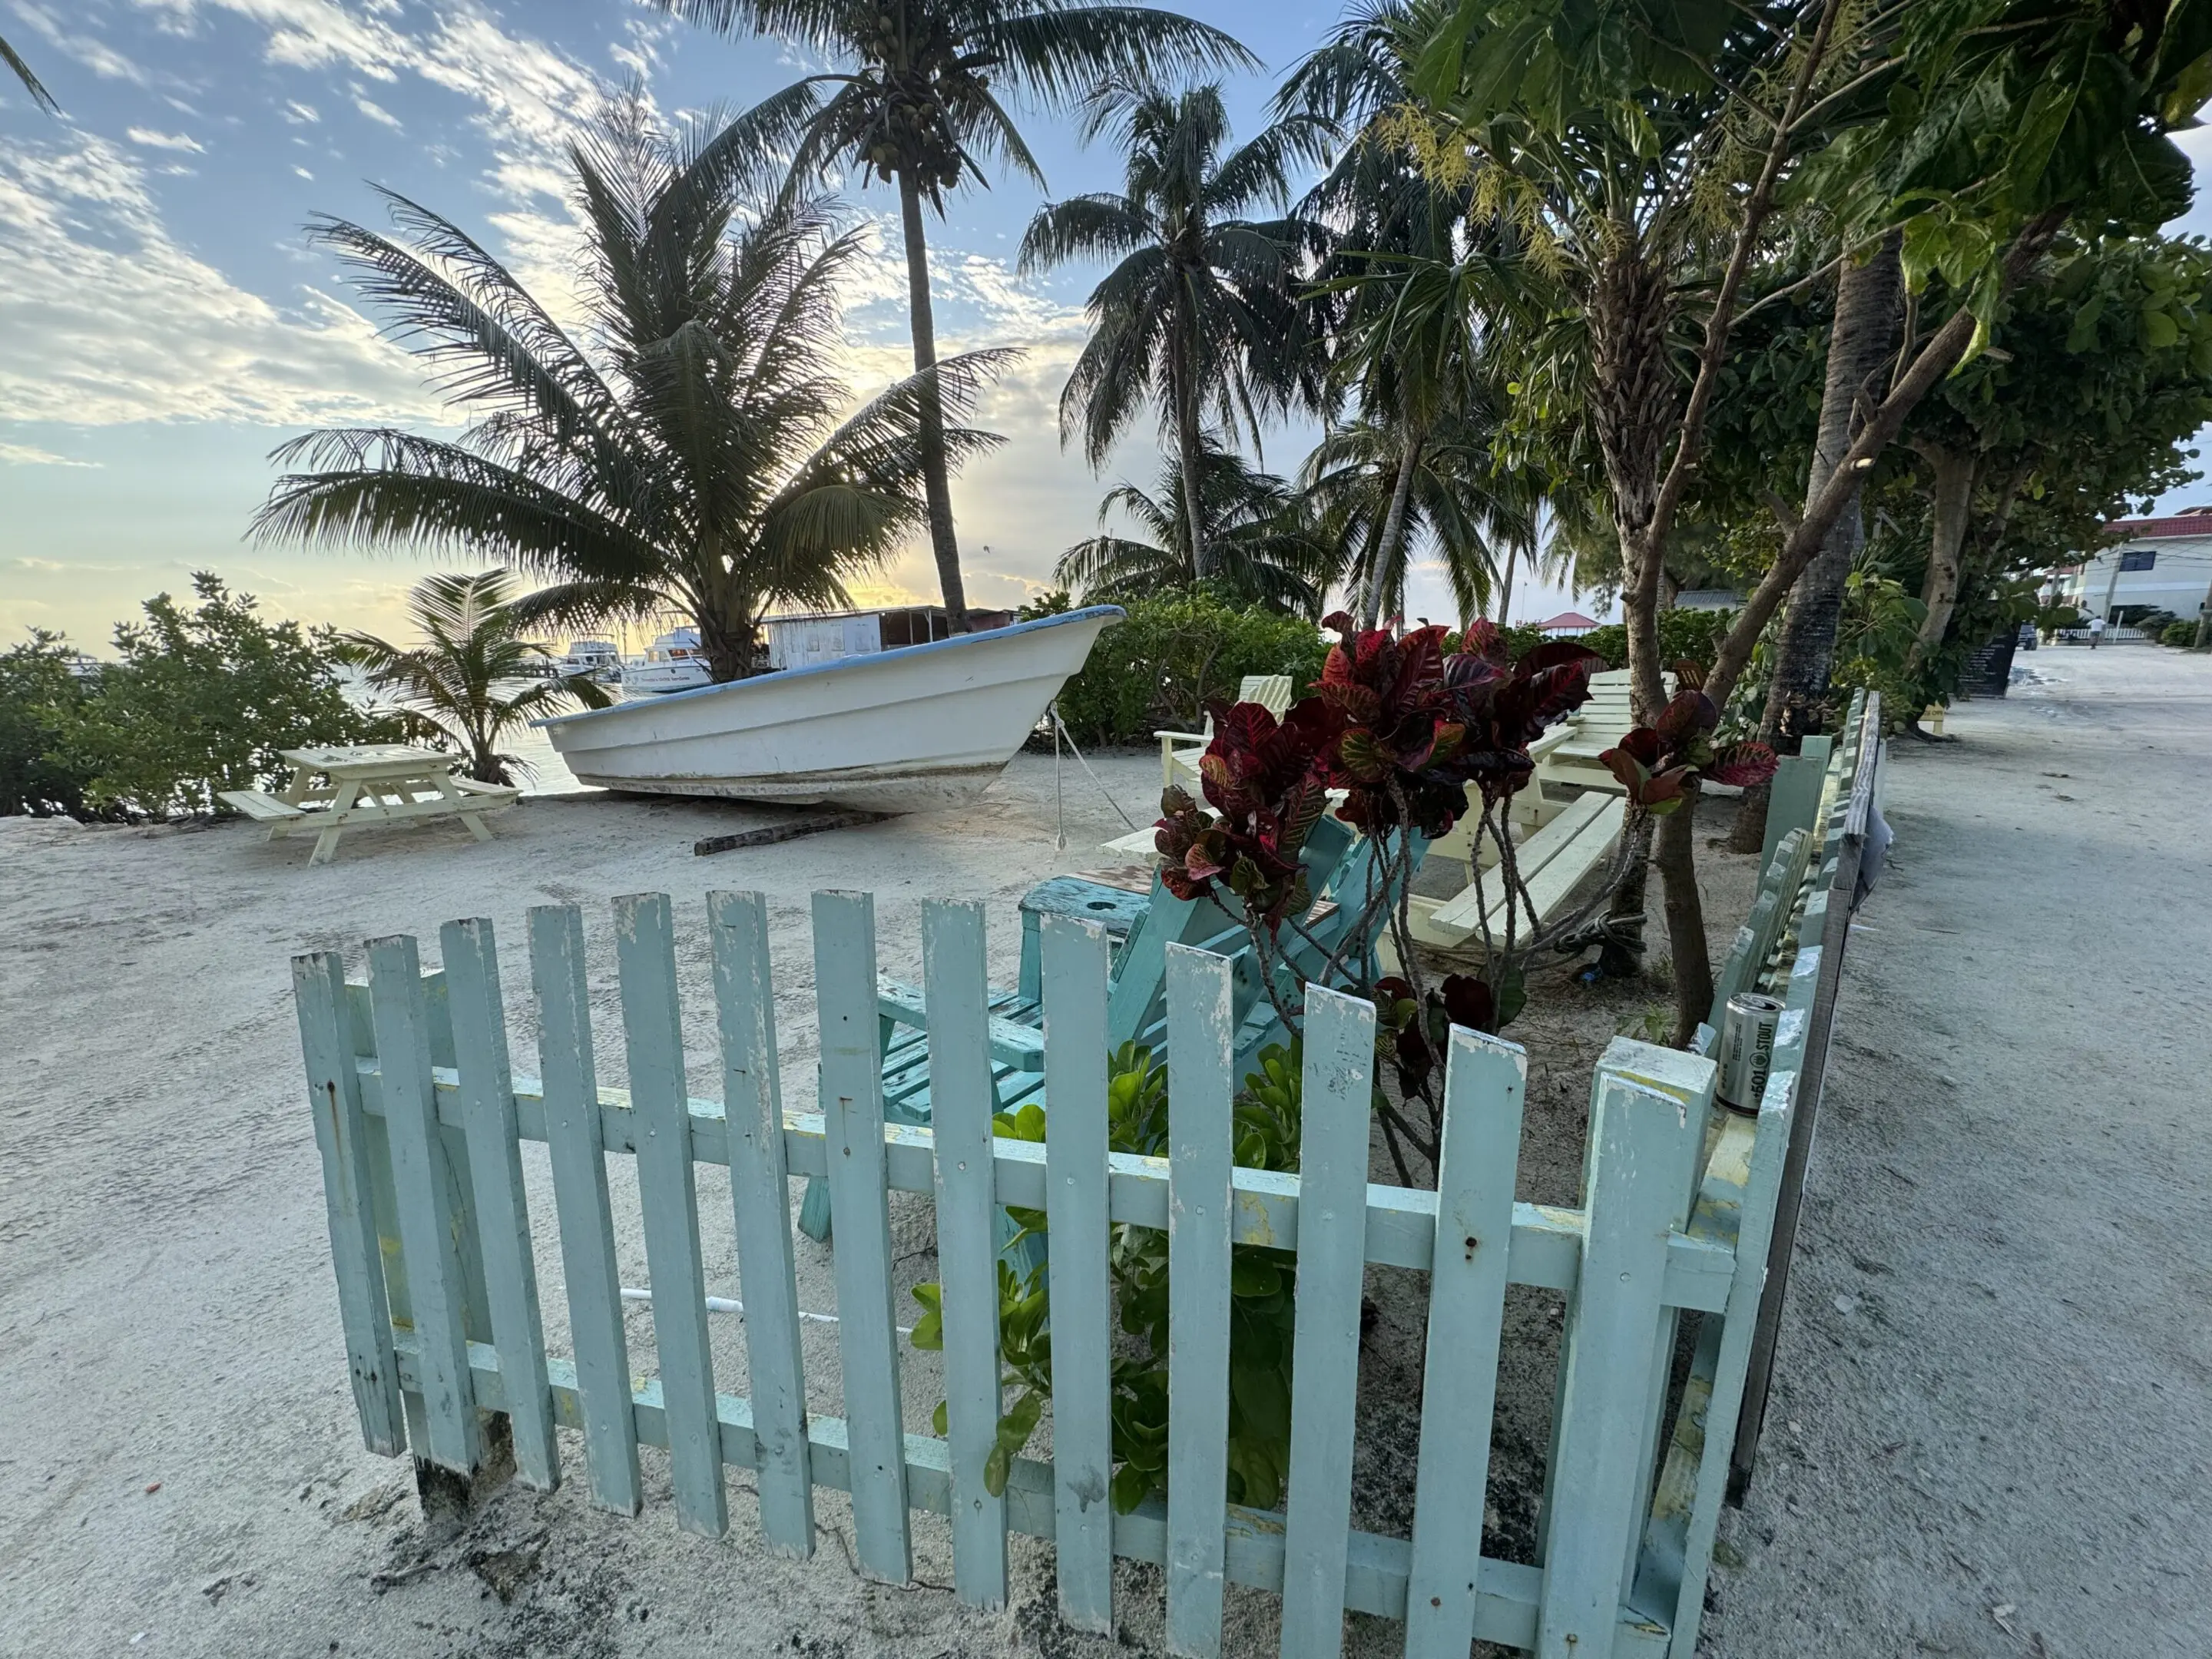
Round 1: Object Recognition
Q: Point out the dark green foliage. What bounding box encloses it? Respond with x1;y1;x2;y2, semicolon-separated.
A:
1051;590;1330;747
0;633;94;818
1574;608;1731;674
912;1039;1306;1512
2162;619;2201;647
9;574;396;820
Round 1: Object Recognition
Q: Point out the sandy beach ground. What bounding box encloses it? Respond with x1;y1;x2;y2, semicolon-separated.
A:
4;647;2210;1657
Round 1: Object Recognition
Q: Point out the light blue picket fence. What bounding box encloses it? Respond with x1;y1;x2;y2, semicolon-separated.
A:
290;714;1876;1658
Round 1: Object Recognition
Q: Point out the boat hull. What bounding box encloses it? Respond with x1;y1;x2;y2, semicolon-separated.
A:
537;606;1122;812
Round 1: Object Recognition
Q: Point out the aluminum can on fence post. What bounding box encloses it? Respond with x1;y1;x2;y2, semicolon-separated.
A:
1717;992;1785;1113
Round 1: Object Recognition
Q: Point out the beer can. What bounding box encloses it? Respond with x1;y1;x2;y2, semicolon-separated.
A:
1717;992;1785;1113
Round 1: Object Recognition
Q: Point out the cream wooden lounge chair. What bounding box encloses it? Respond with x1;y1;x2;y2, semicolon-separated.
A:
1405;791;1626;951
1155;673;1295;791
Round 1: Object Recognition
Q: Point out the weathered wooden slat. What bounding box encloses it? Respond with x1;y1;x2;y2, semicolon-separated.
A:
292;950;405;1457
1402;1026;1526;1658
614;892;728;1539
1164;942;1236;1658
813;890;912;1584
366;933;482;1474
396;1333;1667;1654
707;889;814;1558
1535;1071;1689;1657
1280;985;1379;1659
1041;914;1115;1634
356;1065;1735;1310
922;899;1009;1608
528;903;641;1515
439;918;559;1490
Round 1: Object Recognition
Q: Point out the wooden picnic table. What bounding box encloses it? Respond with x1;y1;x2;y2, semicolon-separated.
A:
218;744;516;866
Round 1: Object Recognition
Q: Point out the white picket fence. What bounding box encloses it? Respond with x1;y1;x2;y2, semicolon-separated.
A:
293;832;1849;1654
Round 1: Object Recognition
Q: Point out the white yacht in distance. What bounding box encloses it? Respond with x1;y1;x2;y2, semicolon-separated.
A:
621;627;714;694
557;639;623;683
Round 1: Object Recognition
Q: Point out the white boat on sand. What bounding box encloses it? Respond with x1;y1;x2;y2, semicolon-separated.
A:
536;605;1123;812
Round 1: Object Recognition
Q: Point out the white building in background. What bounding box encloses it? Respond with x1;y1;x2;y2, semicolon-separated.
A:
2059;512;2212;623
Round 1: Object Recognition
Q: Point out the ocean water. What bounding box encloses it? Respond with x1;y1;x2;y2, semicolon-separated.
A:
340;673;643;796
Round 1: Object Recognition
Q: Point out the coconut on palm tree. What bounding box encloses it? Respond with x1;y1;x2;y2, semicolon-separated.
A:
660;0;1253;631
1058;441;1336;614
1022;80;1326;581
252;99;1005;683
338;571;611;785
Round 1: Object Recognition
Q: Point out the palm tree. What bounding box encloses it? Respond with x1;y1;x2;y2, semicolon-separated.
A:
660;0;1253;631
1058;441;1336;614
3;35;57;114
253;100;1004;683
1021;80;1325;581
1300;412;1532;625
337;571;611;785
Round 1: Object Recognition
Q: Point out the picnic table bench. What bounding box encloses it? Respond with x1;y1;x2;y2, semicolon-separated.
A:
220;744;515;866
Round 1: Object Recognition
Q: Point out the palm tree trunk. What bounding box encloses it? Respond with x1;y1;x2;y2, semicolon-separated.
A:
1363;432;1422;631
899;172;969;631
1496;538;1518;624
1171;301;1211;582
1909;444;1978;674
1733;236;1902;852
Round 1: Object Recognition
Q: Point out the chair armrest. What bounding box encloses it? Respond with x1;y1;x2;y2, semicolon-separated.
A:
1529;725;1576;760
1153;728;1212;747
876;979;1046;1072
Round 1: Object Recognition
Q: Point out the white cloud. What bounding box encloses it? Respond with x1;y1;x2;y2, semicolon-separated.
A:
126;127;205;152
283;98;319;122
10;2;151;84
0;129;442;426
351;91;402;130
0;444;101;468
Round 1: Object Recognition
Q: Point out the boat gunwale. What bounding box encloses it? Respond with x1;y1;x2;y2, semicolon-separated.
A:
531;604;1124;730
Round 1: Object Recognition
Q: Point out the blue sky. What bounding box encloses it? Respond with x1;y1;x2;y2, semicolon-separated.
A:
5;2;2212;653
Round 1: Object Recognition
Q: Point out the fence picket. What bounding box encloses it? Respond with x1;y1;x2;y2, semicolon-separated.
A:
1164;942;1237;1659
923;899;1010;1607
1041;914;1114;1634
440;918;559;1491
813;890;912;1584
1535;1071;1693;1657
615;892;728;1539
366;934;482;1474
291;951;404;1457
1280;985;1379;1659
1402;1027;1525;1658
529;903;642;1516
707;889;814;1558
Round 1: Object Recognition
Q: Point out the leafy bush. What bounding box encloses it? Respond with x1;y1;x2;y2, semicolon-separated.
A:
912;1040;1303;1512
17;573;398;820
1052;588;1329;746
2162;618;2200;646
1575;606;1730;673
0;633;96;817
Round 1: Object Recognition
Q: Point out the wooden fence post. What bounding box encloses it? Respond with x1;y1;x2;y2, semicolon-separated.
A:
925;899;1010;1608
707;889;815;1558
1041;913;1115;1634
1164;942;1236;1658
813;890;913;1585
291;950;403;1458
615;892;729;1541
1535;1065;1702;1657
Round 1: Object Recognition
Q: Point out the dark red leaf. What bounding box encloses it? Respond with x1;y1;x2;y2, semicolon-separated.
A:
1706;740;1780;787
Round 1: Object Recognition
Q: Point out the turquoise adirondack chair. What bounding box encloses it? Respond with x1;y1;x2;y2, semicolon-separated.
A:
796;816;1430;1245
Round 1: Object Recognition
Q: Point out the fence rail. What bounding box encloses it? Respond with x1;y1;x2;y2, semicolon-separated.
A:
291;698;1877;1657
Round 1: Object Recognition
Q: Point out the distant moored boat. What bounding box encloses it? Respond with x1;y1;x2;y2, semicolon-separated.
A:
535;606;1122;812
621;627;714;694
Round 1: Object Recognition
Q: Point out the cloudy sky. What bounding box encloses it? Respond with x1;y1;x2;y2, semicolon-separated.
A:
4;2;2211;653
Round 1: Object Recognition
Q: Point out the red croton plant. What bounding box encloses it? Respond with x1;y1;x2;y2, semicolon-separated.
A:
1154;614;1608;1179
1154;624;1780;1184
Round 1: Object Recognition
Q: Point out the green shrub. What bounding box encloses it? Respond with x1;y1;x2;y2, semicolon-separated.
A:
1054;588;1329;746
0;633;97;818
1575;607;1731;673
29;572;398;820
2162;618;2200;647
